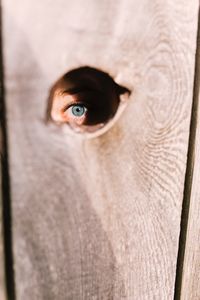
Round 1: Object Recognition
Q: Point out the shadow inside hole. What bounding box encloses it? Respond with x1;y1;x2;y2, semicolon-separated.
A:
47;66;130;133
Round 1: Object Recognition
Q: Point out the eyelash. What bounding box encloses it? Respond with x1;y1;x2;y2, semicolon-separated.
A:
63;101;85;112
61;90;97;113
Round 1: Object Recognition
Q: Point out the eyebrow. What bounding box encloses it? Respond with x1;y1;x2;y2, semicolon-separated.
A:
62;86;103;95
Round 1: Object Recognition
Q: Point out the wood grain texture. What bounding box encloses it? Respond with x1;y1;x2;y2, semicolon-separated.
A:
2;0;199;299
180;19;200;300
0;5;6;296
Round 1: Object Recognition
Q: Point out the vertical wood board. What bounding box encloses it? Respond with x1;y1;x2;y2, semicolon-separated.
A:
180;19;200;300
0;2;6;297
2;0;199;299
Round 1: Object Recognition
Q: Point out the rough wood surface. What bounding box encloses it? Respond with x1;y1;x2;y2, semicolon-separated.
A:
2;0;199;299
180;23;200;300
0;3;6;297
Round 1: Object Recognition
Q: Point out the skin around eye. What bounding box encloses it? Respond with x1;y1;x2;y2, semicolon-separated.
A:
50;89;89;127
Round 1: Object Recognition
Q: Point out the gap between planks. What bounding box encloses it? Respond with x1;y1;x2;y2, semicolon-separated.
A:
0;1;16;299
174;4;200;300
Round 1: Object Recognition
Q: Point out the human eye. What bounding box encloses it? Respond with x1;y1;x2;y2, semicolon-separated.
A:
63;102;88;126
68;104;87;117
50;90;95;127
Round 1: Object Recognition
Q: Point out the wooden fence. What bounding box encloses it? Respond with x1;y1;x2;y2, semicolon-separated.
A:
0;0;200;299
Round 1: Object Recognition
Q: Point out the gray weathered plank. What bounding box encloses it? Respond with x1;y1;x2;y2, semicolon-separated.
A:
180;18;200;300
0;2;6;297
2;0;199;299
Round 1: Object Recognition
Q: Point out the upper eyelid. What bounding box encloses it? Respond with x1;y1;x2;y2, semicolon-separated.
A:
61;92;101;112
62;102;88;112
58;89;105;112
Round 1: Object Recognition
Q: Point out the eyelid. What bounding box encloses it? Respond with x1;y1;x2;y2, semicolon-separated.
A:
60;92;90;112
59;89;103;114
62;102;88;113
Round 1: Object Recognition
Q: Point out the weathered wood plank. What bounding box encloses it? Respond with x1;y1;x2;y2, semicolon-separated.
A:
2;0;199;299
0;1;7;297
180;14;200;300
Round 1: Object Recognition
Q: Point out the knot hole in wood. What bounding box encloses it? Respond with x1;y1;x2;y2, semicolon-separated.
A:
47;66;130;134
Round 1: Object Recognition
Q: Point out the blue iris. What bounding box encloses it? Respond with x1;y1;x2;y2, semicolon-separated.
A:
71;105;86;117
